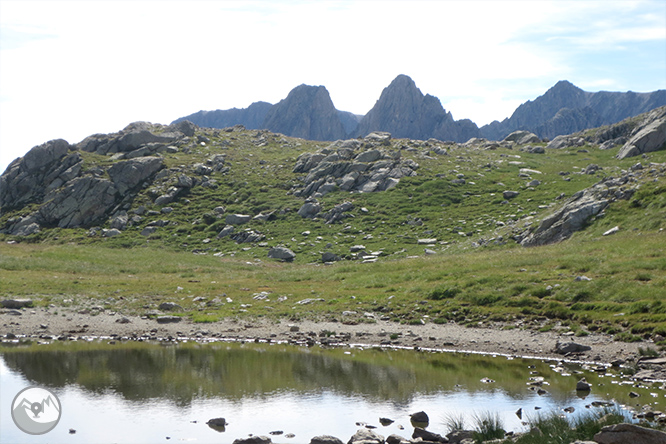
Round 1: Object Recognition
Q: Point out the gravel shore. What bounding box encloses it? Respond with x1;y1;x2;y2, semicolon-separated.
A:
0;306;646;364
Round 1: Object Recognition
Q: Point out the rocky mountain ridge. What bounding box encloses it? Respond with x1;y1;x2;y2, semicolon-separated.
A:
175;76;666;144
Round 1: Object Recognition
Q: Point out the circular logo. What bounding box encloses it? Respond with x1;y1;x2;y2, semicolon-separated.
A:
11;386;62;435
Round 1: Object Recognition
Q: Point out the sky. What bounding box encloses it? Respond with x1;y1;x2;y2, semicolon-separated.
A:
1;0;665;173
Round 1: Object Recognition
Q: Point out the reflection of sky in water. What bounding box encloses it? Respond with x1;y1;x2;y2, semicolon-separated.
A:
0;349;630;444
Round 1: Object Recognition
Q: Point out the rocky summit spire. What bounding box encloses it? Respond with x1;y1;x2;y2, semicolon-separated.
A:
355;74;479;142
263;84;348;141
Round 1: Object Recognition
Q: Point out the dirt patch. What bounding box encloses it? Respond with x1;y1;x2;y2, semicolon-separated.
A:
0;306;646;365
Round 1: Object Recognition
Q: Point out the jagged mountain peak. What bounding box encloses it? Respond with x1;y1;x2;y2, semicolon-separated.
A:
263;83;347;141
355;74;478;142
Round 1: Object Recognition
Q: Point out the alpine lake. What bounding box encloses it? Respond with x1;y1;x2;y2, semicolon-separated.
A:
1;338;663;444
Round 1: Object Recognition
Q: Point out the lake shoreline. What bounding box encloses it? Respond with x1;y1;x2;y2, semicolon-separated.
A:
0;306;647;365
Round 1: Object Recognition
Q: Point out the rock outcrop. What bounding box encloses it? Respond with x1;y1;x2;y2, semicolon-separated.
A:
292;132;418;197
0;139;80;211
520;171;645;247
617;106;666;159
355;74;479;143
0;122;182;234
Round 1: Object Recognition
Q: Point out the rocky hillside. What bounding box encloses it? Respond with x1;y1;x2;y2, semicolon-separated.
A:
480;80;666;140
175;76;666;144
1;109;665;263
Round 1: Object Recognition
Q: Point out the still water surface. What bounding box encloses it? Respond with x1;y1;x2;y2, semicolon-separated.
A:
0;340;652;443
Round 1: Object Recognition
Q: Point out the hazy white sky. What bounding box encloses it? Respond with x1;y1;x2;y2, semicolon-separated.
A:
1;0;665;173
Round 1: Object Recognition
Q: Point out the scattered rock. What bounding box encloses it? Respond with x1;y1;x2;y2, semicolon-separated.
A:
594;423;666;444
503;130;541;145
232;436;272;444
102;228;121;238
268;247;296;262
576;378;591;391
603;226;620;236
409;411;429;426
503;190;520;199
310;436;344;444
159;302;183;311
447;430;474;443
298;200;322;219
347;428;384;444
554;341;592;354
206;417;227;432
225;214;251;225
322;252;341;262
412;427;446;443
156;316;182;324
385;434;410;444
1;299;33;309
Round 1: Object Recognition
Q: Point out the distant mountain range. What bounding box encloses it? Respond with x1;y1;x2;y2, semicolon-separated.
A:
173;75;666;143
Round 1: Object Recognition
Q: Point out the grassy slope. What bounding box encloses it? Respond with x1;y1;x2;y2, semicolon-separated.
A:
0;127;665;339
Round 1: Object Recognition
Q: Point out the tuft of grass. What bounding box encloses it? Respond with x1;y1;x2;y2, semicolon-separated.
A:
514;407;629;444
615;332;643;343
638;346;660;357
471;411;505;442
442;412;466;433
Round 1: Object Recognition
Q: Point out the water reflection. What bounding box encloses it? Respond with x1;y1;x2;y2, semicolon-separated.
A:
0;341;653;444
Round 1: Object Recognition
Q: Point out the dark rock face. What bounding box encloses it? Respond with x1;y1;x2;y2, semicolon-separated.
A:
37;176;118;228
480;80;666;140
174;101;273;130
263;84;348;141
108;157;164;195
356;75;479;143
0;139;79;211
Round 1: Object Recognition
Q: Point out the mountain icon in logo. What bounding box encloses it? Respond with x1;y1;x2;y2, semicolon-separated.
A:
11;386;62;435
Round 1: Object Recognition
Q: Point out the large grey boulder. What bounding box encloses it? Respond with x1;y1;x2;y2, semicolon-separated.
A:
412;427;446;443
554;341;591;355
347;428;384;444
298;201;321;218
77;121;188;155
268;247;296;262
108;157;163;195
310;436;344;444
594;423;666;444
503;130;540;145
617;107;666;159
225;214;251;225
232;436;272;444
521;187;609;247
